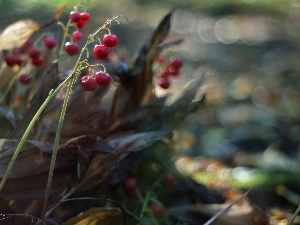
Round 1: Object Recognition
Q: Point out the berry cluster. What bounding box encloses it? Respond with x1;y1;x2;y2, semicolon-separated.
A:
79;34;119;91
69;11;91;29
4;36;57;85
80;69;112;91
155;55;184;89
93;34;118;60
64;11;91;56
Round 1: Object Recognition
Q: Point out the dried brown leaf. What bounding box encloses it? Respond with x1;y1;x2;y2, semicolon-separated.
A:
106;130;172;152
62;207;139;225
111;11;173;120
74;131;172;192
0;19;40;51
8;62;60;139
0;135;115;199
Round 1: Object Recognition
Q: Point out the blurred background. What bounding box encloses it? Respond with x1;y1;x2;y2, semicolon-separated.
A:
1;0;300;201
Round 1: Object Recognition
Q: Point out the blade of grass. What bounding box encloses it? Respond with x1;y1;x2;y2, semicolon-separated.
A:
288;204;300;225
203;189;251;225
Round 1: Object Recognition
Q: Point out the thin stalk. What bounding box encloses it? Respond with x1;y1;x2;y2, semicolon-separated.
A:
288;204;300;225
0;72;73;192
41;35;93;217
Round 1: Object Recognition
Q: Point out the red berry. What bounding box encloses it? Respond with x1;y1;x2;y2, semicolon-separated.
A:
166;65;180;77
170;57;183;68
80;12;90;22
43;37;57;49
95;71;111;86
122;178;137;192
149;202;165;217
80;75;97;91
19;74;32;84
155;54;165;63
157;70;169;79
72;31;83;41
70;11;81;23
31;56;44;67
163;173;175;185
103;34;118;48
158;77;171;89
4;55;24;67
29;48;42;59
93;44;109;60
64;42;80;56
74;21;85;29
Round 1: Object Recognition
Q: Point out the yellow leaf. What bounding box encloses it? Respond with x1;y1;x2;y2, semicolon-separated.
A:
0;19;40;51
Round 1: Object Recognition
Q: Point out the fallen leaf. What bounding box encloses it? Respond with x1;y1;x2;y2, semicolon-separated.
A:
0;135;115;199
111;11;173;120
62;207;140;225
74;131;172;193
0;19;40;51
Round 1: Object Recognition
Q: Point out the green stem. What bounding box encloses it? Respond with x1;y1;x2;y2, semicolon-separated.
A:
41;76;74;217
41;36;93;217
288;204;300;225
0;72;73;193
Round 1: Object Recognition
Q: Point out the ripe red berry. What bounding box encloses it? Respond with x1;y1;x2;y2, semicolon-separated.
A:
95;71;111;86
80;12;91;22
31;56;44;67
19;74;32;84
74;21;85;29
72;31;83;41
64;42;80;56
70;11;81;23
158;77;171;89
166;65;180;77
80;75;97;91
149;202;165;217
122;178;137;192
155;54;165;63
29;48;42;59
93;44;109;60
170;57;183;68
163;173;175;186
43;37;57;49
103;34;118;48
5;55;24;67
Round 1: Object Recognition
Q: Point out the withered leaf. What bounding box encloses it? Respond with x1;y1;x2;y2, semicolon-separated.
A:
74;131;172;193
8;62;60;139
0;135;114;178
106;130;172;152
0;135;115;199
62;207;140;225
111;11;173;120
0;19;40;51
